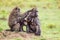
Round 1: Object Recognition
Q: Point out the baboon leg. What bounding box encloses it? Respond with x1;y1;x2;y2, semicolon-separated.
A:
26;25;34;33
29;29;34;33
19;24;23;32
13;23;20;32
21;25;24;32
26;25;30;33
10;26;14;31
35;26;41;36
26;25;32;33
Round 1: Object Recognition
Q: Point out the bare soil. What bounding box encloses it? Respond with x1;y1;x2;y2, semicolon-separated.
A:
0;30;39;40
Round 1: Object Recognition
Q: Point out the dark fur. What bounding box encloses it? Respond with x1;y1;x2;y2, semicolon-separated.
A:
8;7;21;31
25;8;41;36
19;10;31;32
13;23;20;32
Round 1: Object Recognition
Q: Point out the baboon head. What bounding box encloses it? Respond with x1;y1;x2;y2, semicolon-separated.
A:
12;7;20;13
29;8;38;18
23;8;38;22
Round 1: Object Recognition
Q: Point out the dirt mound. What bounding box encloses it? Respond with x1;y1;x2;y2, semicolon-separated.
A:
0;30;37;40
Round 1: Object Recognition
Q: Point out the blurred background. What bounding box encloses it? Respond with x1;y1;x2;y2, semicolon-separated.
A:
0;0;60;40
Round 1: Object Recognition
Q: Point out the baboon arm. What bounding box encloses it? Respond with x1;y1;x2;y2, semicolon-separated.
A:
35;17;40;26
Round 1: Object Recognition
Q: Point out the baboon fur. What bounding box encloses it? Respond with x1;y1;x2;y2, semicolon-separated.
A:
8;7;21;31
24;8;41;35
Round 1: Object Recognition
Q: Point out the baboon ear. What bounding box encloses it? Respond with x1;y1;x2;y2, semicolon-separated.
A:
32;8;38;12
32;8;36;10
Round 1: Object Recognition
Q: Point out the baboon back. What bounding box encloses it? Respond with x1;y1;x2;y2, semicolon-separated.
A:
8;7;21;31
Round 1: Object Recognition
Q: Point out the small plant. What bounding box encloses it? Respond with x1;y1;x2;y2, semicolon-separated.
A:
15;38;22;40
0;28;3;32
41;38;46;40
47;24;56;29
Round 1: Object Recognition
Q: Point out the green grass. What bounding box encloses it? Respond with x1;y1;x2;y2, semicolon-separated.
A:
0;0;60;40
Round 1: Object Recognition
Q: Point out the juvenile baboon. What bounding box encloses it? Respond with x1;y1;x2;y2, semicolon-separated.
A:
8;7;21;31
25;8;41;35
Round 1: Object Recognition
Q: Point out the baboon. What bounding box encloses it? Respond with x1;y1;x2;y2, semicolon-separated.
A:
25;8;41;35
19;10;31;32
8;7;21;31
27;17;41;35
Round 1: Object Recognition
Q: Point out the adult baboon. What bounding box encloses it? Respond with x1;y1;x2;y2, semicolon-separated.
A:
8;7;21;31
25;8;41;35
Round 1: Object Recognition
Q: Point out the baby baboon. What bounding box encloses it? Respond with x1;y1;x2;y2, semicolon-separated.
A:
8;7;21;31
26;8;41;36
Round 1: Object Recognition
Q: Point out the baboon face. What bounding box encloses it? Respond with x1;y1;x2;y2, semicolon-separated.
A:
29;8;38;17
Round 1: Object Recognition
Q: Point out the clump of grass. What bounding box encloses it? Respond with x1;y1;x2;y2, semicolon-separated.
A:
15;38;22;40
47;24;56;29
0;28;3;32
41;38;46;40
